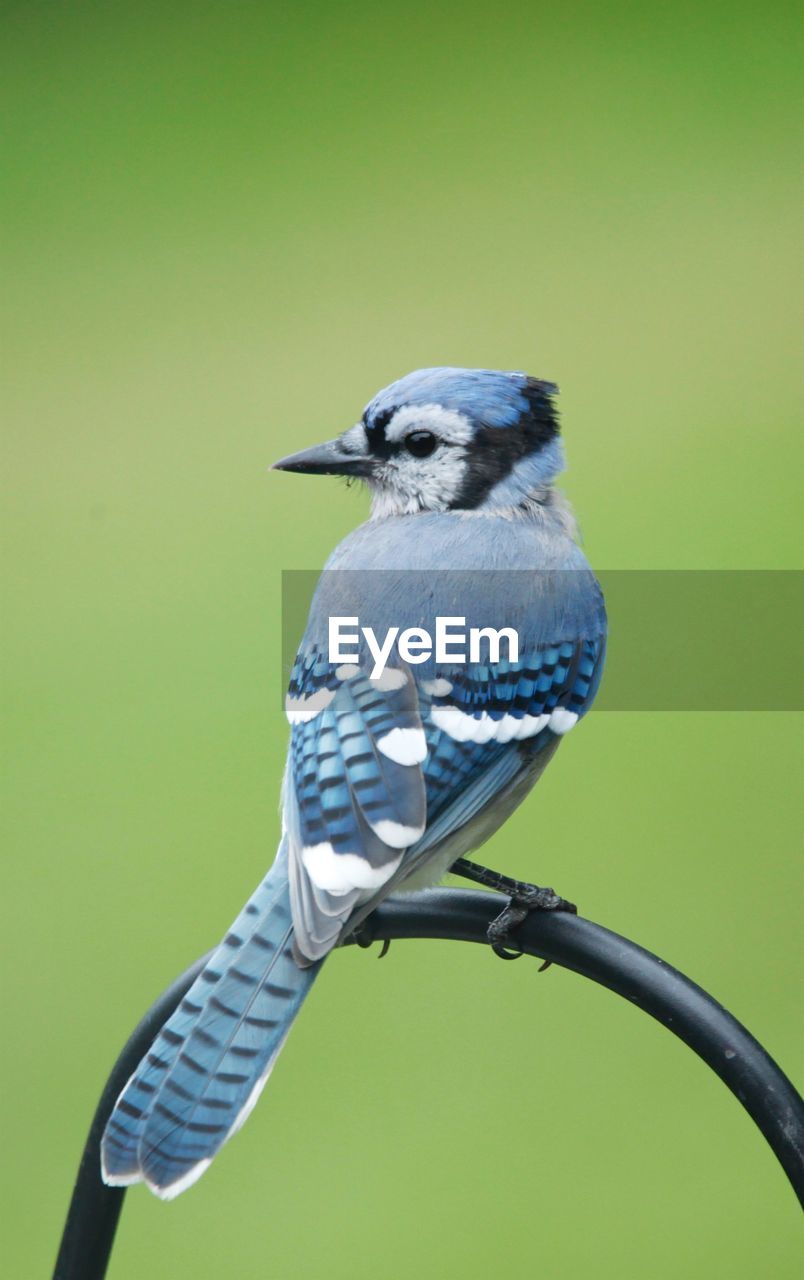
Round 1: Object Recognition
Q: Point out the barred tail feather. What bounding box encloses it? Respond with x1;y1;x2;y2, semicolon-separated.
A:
101;841;321;1199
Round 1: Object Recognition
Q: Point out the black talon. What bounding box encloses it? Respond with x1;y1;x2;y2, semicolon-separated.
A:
349;922;391;958
492;941;524;960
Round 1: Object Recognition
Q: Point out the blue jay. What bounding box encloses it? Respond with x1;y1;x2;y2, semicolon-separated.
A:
101;367;606;1198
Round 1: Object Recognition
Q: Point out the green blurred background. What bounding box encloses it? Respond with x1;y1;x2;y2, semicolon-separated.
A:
3;2;802;1276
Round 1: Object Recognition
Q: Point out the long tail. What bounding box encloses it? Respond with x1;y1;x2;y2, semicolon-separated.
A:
101;840;321;1199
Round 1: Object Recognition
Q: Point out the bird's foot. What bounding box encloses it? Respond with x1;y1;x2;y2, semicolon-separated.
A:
450;857;576;966
487;886;576;964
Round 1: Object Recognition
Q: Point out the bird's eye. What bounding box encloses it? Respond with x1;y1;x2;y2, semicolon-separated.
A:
404;431;438;458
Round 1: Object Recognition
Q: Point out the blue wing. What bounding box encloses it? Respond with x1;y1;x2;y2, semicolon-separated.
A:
283;633;605;962
409;635;605;866
284;654;427;961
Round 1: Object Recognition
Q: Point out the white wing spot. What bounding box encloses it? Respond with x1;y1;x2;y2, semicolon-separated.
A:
302;842;403;894
370;667;408;691
376;726;427;765
422;677;453;697
371;818;425;848
431;705;550;743
285;688;336;723
549;708;578;734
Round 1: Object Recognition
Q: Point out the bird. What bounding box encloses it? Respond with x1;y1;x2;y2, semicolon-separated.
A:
101;366;607;1198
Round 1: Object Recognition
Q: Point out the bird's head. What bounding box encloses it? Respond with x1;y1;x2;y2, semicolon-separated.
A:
272;367;563;517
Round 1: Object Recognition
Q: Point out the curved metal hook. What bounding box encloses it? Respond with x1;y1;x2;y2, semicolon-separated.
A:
53;889;804;1279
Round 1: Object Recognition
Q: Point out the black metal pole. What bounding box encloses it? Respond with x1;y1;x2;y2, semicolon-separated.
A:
52;956;212;1280
53;890;804;1280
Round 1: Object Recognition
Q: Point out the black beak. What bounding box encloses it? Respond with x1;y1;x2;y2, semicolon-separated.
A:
271;437;372;478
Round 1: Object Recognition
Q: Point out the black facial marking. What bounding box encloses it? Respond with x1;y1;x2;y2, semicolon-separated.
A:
451;378;560;510
363;404;429;461
363;406;395;452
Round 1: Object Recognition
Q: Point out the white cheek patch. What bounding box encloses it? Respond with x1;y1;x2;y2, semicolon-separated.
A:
385;403;474;445
431;705;552;744
369;449;470;518
376;725;428;764
302;842;403;894
285;688;336;723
